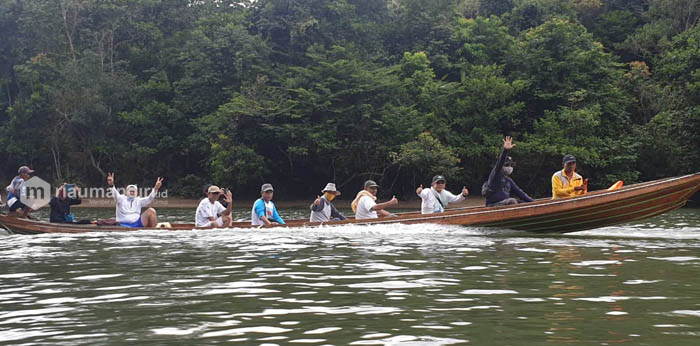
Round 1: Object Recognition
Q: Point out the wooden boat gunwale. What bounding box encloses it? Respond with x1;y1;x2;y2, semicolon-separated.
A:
1;173;698;234
337;173;699;226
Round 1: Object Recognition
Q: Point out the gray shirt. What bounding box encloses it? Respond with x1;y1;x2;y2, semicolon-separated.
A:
310;197;347;222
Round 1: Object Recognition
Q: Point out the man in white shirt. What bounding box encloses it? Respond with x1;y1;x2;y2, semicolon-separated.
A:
351;180;398;219
107;172;163;228
196;185;233;228
416;175;469;214
6;166;35;218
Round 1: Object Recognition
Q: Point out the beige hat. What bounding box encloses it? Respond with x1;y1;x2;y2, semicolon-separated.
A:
261;183;274;193
322;183;341;196
207;185;223;194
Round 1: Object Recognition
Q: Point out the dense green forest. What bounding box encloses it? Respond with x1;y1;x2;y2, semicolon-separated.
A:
1;0;698;199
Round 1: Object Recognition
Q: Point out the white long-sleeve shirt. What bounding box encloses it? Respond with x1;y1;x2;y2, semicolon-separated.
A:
418;187;465;214
111;186;157;223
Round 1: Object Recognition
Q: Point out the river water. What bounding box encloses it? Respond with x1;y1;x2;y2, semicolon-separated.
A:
1;207;699;345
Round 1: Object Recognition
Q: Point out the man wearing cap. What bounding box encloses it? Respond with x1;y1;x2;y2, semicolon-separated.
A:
251;183;285;225
107;172;163;228
351;180;398;219
5;166;35;217
482;136;534;206
195;185;233;228
416;175;469;214
552;154;587;199
310;183;347;222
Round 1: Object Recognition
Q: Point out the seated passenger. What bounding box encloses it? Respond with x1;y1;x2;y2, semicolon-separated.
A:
552;154;588;199
416;175;468;214
107;172;163;228
310;183;346;222
482;136;534;206
49;183;82;223
251;183;285;225
352;180;398;219
195;185;233;228
5;166;35;218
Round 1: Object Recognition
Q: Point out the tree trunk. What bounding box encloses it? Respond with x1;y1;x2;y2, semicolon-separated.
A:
58;0;77;61
88;150;107;178
51;146;63;181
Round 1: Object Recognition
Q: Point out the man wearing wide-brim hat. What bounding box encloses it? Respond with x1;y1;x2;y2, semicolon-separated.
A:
310;183;347;222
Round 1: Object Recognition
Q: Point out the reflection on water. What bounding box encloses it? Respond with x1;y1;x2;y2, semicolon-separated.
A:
0;208;699;344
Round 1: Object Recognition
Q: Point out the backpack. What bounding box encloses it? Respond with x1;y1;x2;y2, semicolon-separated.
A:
481;181;494;197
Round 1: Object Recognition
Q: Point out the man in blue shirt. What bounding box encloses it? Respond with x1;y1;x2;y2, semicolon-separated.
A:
482;136;534;207
251;183;285;225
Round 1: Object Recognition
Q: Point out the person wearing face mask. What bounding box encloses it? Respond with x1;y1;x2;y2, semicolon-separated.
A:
107;172;163;228
481;136;534;207
310;183;347;222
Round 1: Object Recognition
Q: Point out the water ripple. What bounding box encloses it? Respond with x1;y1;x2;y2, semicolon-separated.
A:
1;208;699;344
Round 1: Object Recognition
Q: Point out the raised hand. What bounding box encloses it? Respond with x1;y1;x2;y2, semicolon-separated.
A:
314;195;322;206
225;190;233;204
416;184;424;195
503;136;515;150
57;183;66;197
389;196;398;205
107;172;114;186
154;177;164;190
462;186;469;197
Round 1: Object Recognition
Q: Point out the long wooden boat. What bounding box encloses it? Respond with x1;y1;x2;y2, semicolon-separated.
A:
1;173;698;235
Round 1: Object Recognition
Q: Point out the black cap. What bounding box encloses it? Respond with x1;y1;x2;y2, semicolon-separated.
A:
563;154;577;165
364;180;379;189
432;175;446;184
504;156;514;165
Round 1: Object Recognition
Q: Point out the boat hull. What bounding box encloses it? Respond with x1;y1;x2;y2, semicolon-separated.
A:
1;173;698;234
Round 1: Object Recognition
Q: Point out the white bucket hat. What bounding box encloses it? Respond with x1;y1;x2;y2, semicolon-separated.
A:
322;183;341;196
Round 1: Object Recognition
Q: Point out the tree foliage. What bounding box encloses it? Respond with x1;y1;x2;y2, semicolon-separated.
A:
1;0;698;199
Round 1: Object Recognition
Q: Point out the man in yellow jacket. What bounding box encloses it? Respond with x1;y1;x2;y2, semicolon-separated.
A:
552;154;588;199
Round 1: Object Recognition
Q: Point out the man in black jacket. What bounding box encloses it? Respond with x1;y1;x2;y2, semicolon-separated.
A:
49;184;82;223
482;136;534;207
